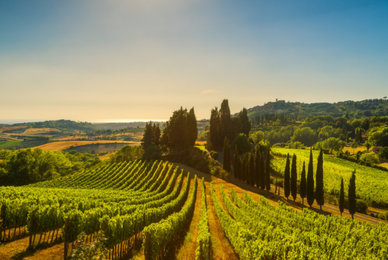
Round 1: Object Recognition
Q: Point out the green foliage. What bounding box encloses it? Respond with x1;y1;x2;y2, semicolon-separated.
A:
64;210;83;243
299;161;306;203
161;107;197;151
195;178;210;260
367;126;388;146
284;154;290;199
314;137;345;154
290;154;297;201
232;133;252;154
291;127;317;146
109;145;143;163
238;108;251;136
272;148;388;207
209;151;218;160
71;232;108;260
315;150;324;209
0;149;99;186
222;138;231;172
209;99;251;150
250;130;264;144
247;99;388;120
359;152;379;164
141;122;161;159
378;146;388;161
307;149;315;207
143;175;197;260
339;178;345;215
348;171;357;218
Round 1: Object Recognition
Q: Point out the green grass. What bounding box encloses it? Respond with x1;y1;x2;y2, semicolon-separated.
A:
195;145;207;152
0;140;48;149
0;140;23;149
272;147;388;207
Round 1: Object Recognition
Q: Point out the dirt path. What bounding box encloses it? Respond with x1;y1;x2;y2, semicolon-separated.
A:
204;181;237;260
175;177;201;259
0;236;30;259
24;243;63;260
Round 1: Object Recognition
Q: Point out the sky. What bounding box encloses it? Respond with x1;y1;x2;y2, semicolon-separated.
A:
1;0;387;123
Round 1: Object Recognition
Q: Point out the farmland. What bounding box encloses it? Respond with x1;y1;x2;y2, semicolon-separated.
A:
1;159;387;259
272;148;388;207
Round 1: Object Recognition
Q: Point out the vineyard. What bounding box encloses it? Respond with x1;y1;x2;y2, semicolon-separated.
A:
0;159;387;259
272;148;388;207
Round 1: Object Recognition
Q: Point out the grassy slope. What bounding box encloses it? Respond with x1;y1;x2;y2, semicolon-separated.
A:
272;148;388;206
32;140;137;151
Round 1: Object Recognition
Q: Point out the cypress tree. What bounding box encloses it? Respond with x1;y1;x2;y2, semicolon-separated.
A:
220;99;231;142
299;161;306;205
188;107;197;146
284;154;290;199
244;155;249;183
232;146;240;179
223;137;231;172
315;149;324;210
348;171;356;219
339;178;345;216
209;108;221;150
254;149;261;188
291;154;297;201
265;149;271;190
307;149;314;207
238;108;251;136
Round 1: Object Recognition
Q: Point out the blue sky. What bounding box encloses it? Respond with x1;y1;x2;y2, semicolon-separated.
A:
1;0;387;122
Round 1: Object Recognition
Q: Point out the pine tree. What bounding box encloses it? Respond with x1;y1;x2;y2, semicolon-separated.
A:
291;154;297;201
299;161;306;205
223;137;231;172
249;152;255;186
339;178;345;216
284;154;290;199
315;149;324;210
348;171;356;219
307;149;314;207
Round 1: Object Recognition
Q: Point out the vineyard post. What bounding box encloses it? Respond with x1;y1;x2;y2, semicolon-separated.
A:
144;231;150;260
0;204;5;242
64;219;68;260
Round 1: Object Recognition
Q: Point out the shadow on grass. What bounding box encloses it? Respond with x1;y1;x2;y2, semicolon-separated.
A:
11;240;63;260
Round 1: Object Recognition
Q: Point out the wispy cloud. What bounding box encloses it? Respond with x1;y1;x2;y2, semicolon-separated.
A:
201;89;217;95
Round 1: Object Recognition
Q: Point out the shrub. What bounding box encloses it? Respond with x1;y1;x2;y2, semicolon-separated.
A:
356;199;368;214
209;151;219;160
360;152;379;165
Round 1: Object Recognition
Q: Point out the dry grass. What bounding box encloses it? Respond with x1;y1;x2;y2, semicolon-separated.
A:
32;140;139;151
0;126;28;133
343;146;367;154
378;162;388;169
23;128;60;135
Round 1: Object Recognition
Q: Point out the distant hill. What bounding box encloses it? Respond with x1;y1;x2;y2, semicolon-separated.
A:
246;98;388;120
13;120;95;132
92;122;148;130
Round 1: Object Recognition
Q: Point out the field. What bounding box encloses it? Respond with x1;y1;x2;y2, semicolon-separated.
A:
1;159;387;259
32;140;138;151
272;148;388;207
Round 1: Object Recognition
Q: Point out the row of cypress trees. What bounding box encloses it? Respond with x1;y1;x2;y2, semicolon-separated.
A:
224;141;271;190
284;150;325;210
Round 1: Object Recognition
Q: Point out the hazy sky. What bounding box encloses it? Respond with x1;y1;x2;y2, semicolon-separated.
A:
1;0;387;122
